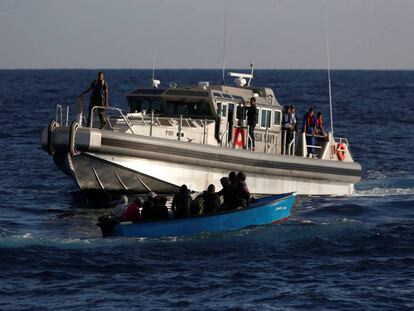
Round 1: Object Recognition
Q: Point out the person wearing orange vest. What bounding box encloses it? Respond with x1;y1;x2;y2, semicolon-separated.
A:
302;108;317;157
315;112;325;137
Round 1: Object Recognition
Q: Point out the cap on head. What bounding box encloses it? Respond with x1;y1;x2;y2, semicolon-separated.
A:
120;195;128;204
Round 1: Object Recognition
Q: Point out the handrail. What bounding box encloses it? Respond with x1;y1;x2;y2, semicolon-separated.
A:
55;104;63;125
220;129;228;147
334;136;349;146
287;132;296;156
90;106;135;134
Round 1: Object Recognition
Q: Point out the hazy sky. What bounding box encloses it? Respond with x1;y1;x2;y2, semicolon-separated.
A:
1;0;413;69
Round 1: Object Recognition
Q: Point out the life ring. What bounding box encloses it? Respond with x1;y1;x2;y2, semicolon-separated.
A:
69;121;79;157
336;143;347;161
47;120;59;155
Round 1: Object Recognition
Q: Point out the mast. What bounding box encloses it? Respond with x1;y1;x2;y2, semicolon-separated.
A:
326;12;334;136
221;3;228;85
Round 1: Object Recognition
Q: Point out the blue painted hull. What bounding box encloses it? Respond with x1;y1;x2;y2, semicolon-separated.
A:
113;193;296;238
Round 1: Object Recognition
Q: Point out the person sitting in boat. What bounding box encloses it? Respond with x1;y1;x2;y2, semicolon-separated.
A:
302;108;317;158
229;171;237;187
141;192;157;220
79;71;109;128
171;185;192;218
202;184;221;215
217;177;236;211
113;195;129;221
236;172;250;208
315;112;325;138
122;197;143;222
153;196;169;219
247;97;257;151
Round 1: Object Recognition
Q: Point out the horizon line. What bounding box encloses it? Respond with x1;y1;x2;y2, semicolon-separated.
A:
1;67;414;71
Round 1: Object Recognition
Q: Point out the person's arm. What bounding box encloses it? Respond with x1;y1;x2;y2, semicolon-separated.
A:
79;81;94;96
171;194;177;213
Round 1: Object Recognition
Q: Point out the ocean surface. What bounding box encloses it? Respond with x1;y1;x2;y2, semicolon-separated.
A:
0;69;413;310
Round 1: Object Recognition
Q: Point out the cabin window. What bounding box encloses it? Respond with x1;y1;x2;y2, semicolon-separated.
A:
165;100;212;117
261;109;272;128
236;105;246;120
223;94;232;99
274;110;281;126
222;104;227;117
128;97;162;114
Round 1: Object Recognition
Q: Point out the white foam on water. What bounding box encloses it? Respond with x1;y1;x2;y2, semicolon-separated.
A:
353;187;414;197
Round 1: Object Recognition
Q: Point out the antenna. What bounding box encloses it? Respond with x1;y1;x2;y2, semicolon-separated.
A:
326;11;334;136
152;45;157;81
150;46;160;88
221;3;228;85
247;60;254;86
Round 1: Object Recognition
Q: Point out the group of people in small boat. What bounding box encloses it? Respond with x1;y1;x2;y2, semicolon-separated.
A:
281;105;325;158
112;171;251;223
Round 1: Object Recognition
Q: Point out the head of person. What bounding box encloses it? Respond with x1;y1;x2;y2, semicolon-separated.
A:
135;197;144;206
220;177;230;187
308;107;314;116
284;105;290;114
229;171;237;184
207;184;215;193
148;192;157;199
317;112;322;119
250;97;256;106
97;72;104;81
179;184;188;194
120;195;128;205
237;171;246;182
290;105;296;113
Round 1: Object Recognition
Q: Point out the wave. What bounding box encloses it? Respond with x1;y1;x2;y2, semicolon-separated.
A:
354;187;414;197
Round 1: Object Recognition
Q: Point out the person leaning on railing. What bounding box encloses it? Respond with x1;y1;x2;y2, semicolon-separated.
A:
78;71;109;128
302;107;317;158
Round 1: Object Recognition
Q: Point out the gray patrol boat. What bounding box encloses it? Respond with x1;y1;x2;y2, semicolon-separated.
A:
41;72;361;196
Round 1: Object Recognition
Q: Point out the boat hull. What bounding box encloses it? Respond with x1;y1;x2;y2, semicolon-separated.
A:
112;193;295;238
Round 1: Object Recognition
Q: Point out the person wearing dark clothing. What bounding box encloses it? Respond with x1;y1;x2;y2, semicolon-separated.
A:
217;177;237;211
302;108;317;157
236;172;250;208
246;97;257;150
282;105;292;154
153;196;169;219
229;171;237;186
171;185;192;218
202;184;221;215
141;192;157;220
79;72;109;128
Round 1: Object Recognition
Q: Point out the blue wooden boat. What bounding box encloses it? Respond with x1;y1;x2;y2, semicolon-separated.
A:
98;192;296;238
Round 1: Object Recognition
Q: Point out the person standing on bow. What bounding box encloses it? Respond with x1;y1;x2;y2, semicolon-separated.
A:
247;97;257;151
79;72;109;128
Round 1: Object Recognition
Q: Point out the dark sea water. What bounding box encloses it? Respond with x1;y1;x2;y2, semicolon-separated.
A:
0;69;413;310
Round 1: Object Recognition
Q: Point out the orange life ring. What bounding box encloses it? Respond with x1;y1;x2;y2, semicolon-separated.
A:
336;143;346;161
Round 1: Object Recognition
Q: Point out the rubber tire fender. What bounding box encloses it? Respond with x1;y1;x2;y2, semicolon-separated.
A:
69;121;79;157
47;120;59;155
